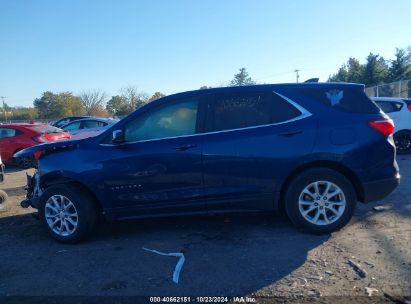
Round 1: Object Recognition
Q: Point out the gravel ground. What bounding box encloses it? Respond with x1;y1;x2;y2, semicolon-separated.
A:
0;157;410;303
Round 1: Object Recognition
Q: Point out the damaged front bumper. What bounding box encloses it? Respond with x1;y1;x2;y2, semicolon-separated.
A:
21;171;42;209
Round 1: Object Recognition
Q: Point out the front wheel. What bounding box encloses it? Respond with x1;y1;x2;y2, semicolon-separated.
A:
0;190;9;212
38;184;98;243
285;168;356;234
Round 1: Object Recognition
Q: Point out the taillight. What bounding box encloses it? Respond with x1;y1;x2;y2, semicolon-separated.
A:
407;104;411;111
32;134;48;143
369;119;395;137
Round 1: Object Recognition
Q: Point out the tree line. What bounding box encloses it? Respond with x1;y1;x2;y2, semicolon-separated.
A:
2;88;167;121
4;68;255;121
328;46;411;86
6;49;409;122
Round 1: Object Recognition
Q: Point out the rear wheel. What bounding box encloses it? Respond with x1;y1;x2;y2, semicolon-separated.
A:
285;168;356;234
394;130;411;154
38;184;97;243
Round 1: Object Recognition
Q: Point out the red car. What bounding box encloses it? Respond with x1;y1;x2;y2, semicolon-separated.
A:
0;123;71;168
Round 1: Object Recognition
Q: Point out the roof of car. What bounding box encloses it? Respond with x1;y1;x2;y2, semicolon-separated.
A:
66;117;115;123
371;97;408;102
58;116;92;120
0;123;47;127
62;117;117;127
167;82;364;98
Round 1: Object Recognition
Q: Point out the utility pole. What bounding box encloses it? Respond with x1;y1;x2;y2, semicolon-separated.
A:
294;69;300;83
0;96;7;122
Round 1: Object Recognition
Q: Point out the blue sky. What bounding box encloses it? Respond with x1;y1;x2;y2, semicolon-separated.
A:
1;0;410;107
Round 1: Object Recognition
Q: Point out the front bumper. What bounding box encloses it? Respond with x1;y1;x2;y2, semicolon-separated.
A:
362;174;400;203
21;172;42;209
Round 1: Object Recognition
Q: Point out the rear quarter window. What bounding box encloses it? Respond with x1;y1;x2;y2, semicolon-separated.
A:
375;101;403;113
297;87;380;114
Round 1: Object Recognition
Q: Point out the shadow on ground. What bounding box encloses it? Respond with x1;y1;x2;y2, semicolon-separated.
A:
0;212;329;296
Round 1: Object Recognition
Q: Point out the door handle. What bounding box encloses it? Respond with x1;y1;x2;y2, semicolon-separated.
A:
278;130;303;137
175;144;197;151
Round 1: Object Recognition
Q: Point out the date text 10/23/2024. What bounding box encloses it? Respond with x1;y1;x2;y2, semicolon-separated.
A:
149;296;256;303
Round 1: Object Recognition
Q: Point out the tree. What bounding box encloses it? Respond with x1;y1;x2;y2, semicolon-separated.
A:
387;48;411;82
105;87;148;117
329;57;363;83
362;53;388;86
34;91;85;119
61;93;85;117
9;107;38;120
106;95;129;116
199;86;211;90
230;68;256;86
346;57;364;83
80;89;108;116
120;86;148;111
148;92;166;102
329;66;349;82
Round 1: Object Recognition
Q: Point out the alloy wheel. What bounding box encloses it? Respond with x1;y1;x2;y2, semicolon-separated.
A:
298;181;346;226
45;195;78;236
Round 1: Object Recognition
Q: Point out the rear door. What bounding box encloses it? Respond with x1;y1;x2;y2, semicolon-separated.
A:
202;89;316;212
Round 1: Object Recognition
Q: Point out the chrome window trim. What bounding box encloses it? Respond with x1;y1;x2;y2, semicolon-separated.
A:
100;90;312;146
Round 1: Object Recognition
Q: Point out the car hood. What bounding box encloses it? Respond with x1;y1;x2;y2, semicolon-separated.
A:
14;138;87;158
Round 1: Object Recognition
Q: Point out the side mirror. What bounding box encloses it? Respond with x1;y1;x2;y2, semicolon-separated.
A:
112;130;125;144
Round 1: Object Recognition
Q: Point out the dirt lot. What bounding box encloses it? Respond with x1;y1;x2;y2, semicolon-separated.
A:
0;157;410;303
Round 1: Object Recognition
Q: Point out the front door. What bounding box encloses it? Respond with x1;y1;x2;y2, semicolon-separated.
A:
97;95;206;219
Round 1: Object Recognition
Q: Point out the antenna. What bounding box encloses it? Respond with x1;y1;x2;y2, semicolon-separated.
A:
0;96;7;122
294;69;300;83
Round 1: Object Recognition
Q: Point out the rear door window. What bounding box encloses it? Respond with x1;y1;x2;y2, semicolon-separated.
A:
375;101;403;113
209;91;302;132
63;121;81;131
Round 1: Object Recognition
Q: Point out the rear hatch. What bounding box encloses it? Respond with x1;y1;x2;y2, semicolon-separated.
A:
28;125;71;143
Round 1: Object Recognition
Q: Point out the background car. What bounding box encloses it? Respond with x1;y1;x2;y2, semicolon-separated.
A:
372;97;411;154
61;117;118;138
0;123;71;168
52;116;92;128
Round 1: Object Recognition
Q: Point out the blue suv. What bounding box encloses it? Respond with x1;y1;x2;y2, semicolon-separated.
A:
17;83;400;242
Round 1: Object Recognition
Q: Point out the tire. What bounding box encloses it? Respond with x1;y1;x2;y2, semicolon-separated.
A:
0;190;9;212
38;184;97;243
285;168;356;234
394;130;411;154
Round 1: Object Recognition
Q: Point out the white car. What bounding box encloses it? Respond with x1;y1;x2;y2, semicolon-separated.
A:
372;97;411;154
